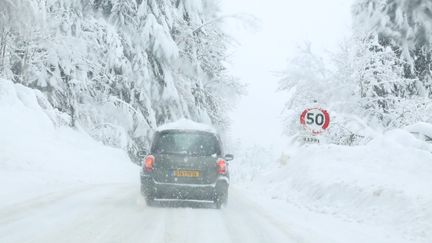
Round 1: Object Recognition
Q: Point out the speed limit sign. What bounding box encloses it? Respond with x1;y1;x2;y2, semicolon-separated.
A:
300;108;330;135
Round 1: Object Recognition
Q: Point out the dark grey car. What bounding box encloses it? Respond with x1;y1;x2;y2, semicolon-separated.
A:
139;128;233;209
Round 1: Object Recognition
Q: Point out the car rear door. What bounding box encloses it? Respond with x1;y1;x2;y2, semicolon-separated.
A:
153;154;218;184
151;130;221;185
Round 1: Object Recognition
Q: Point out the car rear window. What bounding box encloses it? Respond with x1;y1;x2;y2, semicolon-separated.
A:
152;131;221;156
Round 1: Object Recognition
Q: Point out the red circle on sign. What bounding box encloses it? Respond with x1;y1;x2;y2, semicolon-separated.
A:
300;108;330;135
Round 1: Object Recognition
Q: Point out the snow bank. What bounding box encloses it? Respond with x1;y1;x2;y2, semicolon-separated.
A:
406;122;432;143
156;118;217;134
232;129;432;243
0;79;137;207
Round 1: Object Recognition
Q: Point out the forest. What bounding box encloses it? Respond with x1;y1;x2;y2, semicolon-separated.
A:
1;0;432;151
0;0;243;161
279;0;432;145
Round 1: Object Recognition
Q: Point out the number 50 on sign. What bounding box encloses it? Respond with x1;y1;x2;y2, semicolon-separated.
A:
300;108;330;135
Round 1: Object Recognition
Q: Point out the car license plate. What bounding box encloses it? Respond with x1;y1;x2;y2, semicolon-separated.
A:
174;170;200;177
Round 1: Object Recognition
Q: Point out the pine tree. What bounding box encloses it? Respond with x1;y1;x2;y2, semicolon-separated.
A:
353;0;432;54
0;0;242;162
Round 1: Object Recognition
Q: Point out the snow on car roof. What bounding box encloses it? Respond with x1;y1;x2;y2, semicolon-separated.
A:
156;119;217;134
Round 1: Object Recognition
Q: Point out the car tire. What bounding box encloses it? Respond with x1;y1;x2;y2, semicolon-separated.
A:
214;184;228;209
140;184;146;196
223;191;229;205
214;192;228;209
145;195;155;206
141;183;155;206
215;197;222;209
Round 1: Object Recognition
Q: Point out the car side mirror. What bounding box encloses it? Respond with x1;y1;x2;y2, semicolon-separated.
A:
225;154;234;161
137;150;147;158
136;151;147;166
137;150;147;162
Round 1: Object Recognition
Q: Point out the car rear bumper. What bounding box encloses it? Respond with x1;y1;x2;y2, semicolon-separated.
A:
140;174;228;200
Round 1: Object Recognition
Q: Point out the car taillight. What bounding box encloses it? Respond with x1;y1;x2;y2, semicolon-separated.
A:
144;155;155;172
216;158;226;174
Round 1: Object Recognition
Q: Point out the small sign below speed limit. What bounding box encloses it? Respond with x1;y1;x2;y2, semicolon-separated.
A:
300;108;330;135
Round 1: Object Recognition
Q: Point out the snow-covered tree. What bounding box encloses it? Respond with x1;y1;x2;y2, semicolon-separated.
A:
278;1;432;145
353;0;432;94
278;43;330;139
353;35;424;128
279;36;432;145
0;0;242;162
353;0;432;56
351;0;432;129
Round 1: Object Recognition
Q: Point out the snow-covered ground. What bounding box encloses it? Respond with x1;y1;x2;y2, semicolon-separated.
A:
1;79;431;243
232;129;432;243
1;183;401;243
0;79;137;208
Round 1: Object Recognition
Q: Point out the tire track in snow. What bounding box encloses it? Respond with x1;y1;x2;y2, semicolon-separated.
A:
228;188;340;243
221;189;302;243
0;184;329;243
0;184;131;225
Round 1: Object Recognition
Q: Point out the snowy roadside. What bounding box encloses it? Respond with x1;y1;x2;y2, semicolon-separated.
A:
231;129;432;243
0;79;138;207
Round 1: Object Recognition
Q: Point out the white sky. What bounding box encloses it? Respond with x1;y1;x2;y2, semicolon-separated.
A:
221;0;353;149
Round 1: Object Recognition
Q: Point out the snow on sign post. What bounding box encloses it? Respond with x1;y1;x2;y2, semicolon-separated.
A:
300;108;330;143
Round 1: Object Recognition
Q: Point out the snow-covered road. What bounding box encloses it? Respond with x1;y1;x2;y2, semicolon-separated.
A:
1;80;431;243
0;184;335;243
1;182;429;243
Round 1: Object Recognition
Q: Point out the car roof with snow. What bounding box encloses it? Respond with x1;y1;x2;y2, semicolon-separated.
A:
155;119;218;134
